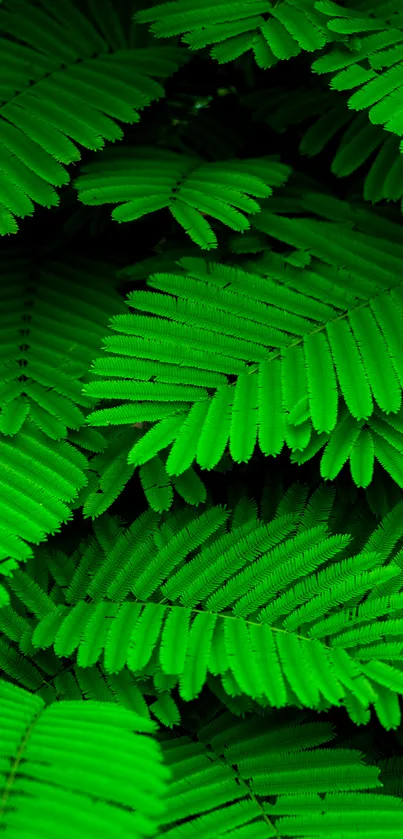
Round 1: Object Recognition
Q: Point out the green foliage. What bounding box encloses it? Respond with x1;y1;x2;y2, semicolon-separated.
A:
0;0;187;233
134;0;332;66
74;147;291;248
2;0;403;835
4;482;403;731
0;679;170;838
85;216;403;490
0;253;124;576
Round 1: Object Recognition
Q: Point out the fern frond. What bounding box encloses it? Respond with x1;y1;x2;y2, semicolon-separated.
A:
86;215;403;488
134;0;332;66
0;679;170;837
154;713;403;839
0;420;87;562
247;5;403;201
312;3;403;147
264;76;403;199
0;0;187;232
0;253;125;440
0;253;131;571
7;486;403;729
74;147;291;249
139;455;174;512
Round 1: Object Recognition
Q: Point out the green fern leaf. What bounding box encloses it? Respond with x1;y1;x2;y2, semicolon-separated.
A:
53;601;93;658
327;17;389;35
184;16;265;51
170;200;218;249
127;603;168;672
10;486;403;728
257;359;285;456
171;466;207;505
0;421;87;566
372;431;403;487
179;611;217;700
0;680;170;836
104;603;143;674
349;427;375;487
159;605;192;675
270;2;327;52
229;372;259;463
135;0;273;39
87;215;403;488
0;637;42;690
77;601;119;669
311;10;403;144
224;618;267;699
127;414;189;467
210;31;258;62
135;0;330;68
252;31;278;67
165;402;211;476
139;455;174;512
75;148;290;249
197;387;234;470
0;0;186;232
331;119;385;177
150;690;181;727
370;681;402;730
303;331;338;433
0;397;29;435
156;712;403;839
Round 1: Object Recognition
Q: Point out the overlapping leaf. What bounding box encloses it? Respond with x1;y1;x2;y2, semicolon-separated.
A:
0;253;124;572
156;714;403;839
84;211;403;489
4;484;403;729
74;425;209;517
242;80;403;205
0;0;188;234
134;0;403;209
74;146;291;249
313;0;403;154
134;0;332;68
0;680;170;839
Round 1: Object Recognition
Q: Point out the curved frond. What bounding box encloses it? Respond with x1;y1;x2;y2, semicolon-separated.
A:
312;3;403;150
0;252;125;441
74;147;291;249
152;710;403;839
134;0;331;66
0;0;187;233
0;679;170;838
0;420;87;569
0;252;128;574
7;486;403;729
86;214;403;488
